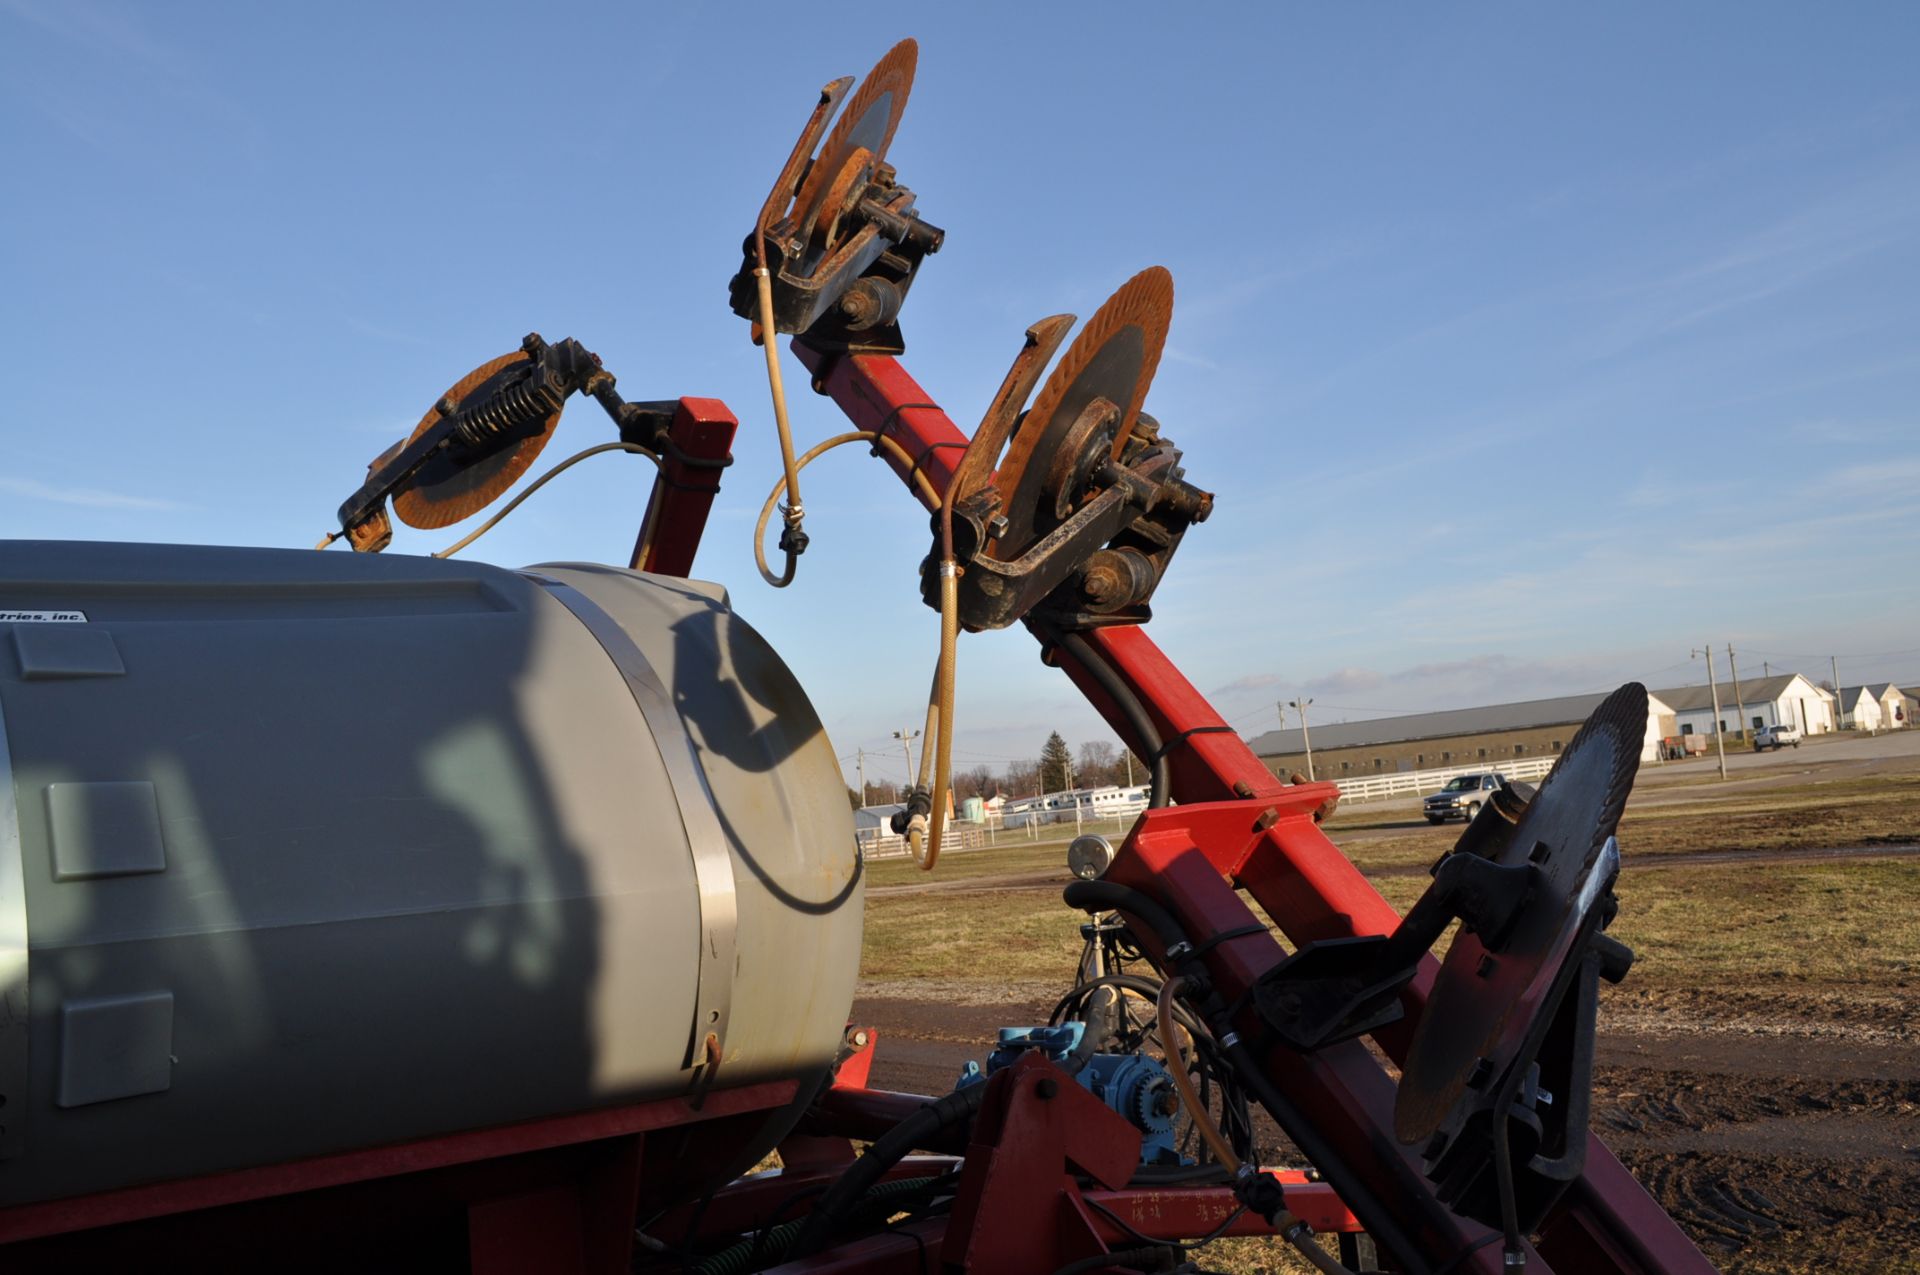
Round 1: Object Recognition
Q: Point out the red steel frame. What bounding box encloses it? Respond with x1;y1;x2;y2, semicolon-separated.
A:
0;1079;798;1271
793;343;1716;1275
630;396;740;576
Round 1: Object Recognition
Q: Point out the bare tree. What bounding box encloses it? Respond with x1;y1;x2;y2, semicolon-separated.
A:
1005;757;1040;797
1077;740;1118;788
954;765;996;800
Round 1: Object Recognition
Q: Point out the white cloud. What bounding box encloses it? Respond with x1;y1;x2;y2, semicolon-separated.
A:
0;476;187;512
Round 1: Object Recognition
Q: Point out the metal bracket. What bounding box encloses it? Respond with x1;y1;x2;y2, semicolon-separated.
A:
522;574;738;1073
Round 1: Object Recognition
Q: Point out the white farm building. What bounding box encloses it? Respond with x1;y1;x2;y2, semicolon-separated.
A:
1652;672;1835;739
1837;684;1910;732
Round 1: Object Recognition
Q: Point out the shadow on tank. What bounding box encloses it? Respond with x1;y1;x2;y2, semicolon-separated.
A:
0;543;610;1218
541;565;863;920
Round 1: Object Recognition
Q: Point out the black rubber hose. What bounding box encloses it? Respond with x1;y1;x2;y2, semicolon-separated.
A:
787;1083;987;1259
1051;1244;1178;1275
1217;1035;1432;1275
691;1175;942;1275
1062;881;1189;956
1056;631;1172;808
1052;973;1199;1033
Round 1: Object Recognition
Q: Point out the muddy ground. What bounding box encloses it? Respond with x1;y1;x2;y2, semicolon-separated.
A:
853;976;1920;1273
852;735;1920;1273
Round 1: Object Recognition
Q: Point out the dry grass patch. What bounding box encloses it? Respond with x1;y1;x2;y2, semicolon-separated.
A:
864;854;1920;998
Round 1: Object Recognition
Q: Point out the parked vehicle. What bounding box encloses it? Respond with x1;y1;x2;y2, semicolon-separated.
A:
1422;773;1507;824
1753;723;1802;751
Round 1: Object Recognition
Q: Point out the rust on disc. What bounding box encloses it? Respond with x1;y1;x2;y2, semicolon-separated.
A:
991;266;1174;558
389;352;562;530
790;38;917;255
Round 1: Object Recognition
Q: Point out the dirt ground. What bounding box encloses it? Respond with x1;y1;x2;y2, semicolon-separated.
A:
853;732;1920;1273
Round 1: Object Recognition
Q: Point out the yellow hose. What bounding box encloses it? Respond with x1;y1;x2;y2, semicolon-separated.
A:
1157;977;1242;1171
432;443;658;559
753;432;939;585
906;563;959;871
1158;977;1320;1257
753;267;806;575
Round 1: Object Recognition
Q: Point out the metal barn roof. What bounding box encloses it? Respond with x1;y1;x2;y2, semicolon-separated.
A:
1245;690;1638;756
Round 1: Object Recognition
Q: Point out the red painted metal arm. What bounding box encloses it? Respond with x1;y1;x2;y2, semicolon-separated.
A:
792;342;1713;1275
790;348;958;512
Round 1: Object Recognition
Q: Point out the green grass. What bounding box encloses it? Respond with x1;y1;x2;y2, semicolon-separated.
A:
860;773;1920;990
864;837;1075;890
1613;859;1920;987
862;857;1920;993
862;886;1082;983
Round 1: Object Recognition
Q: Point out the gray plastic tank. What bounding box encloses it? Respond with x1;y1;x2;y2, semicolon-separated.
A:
0;541;862;1206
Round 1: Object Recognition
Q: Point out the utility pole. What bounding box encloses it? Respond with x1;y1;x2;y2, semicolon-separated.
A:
1066;752;1081;831
1832;655;1843;730
893;728;920;787
1289;697;1316;781
856;748;867;807
1124;751;1134;787
1726;644;1746;741
1691;647;1728;780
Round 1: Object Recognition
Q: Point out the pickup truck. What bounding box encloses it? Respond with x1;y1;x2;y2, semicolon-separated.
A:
1753;723;1802;751
1422;772;1507;824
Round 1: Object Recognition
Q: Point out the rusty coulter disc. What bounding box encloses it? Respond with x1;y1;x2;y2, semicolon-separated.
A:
991;266;1174;558
389;352;562;530
789;38;917;264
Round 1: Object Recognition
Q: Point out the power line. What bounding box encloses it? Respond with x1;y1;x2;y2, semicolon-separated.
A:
1740;645;1920;662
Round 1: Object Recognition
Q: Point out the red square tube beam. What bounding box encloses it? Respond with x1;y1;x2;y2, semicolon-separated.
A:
793;343;1712;1275
629;396;739;576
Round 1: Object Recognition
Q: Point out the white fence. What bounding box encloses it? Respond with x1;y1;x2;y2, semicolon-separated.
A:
858;761;1560;853
856;812;1145;860
857;823;988;860
1328;757;1558;805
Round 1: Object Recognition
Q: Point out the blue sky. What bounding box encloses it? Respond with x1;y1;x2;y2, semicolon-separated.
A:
4;3;1917;790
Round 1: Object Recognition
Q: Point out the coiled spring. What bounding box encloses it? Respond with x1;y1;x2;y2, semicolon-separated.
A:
450;372;566;452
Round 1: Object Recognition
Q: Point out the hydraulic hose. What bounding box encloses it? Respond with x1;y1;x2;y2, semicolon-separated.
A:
1216;1033;1429;1275
752;266;808;584
1068;882;1372;1273
1062;880;1189;956
691;1175;942;1275
749;423;956;872
1158;976;1243;1173
431;442;658;559
1160;980;1366;1275
1050;1247;1177;1275
787;1082;987;1259
905;562;959;870
753;431;940;586
1054;631;1172;808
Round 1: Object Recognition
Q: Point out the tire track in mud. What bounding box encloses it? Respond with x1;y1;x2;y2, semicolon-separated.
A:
1596;1069;1920;1266
852;996;1920;1273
